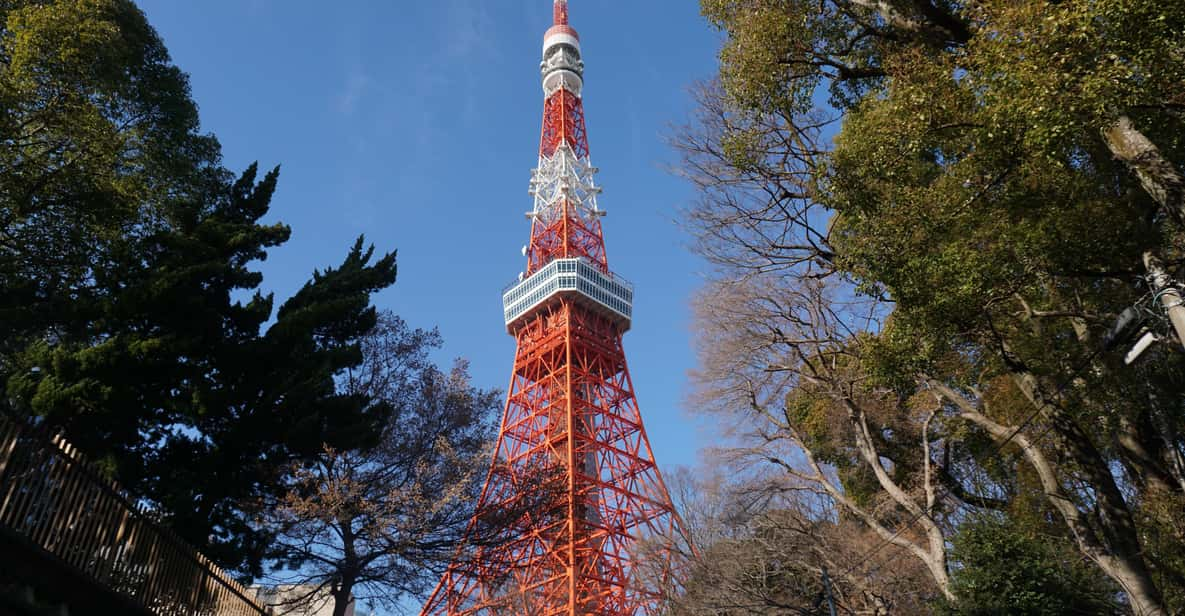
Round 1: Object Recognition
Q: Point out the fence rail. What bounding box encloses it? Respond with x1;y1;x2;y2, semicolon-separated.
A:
0;415;269;615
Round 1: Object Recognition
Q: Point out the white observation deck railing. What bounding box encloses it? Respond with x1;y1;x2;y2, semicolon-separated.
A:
502;257;633;332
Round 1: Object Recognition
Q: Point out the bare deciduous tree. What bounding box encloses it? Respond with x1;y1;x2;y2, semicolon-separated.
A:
660;466;936;615
261;314;500;616
690;271;969;602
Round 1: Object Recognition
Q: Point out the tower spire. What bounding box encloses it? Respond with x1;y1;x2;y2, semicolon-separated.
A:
535;0;594;271
419;3;687;614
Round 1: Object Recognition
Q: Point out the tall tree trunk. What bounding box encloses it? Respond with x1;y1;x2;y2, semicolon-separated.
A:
332;580;354;616
1033;399;1167;616
334;520;357;616
1102;114;1185;469
842;400;954;600
1095;116;1184;613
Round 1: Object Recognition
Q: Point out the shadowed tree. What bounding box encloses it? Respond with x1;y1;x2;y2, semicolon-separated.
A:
937;515;1118;615
0;0;397;575
262;314;504;616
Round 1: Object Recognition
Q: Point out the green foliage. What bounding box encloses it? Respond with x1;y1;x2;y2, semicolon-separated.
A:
0;0;397;576
938;516;1117;615
701;0;886;111
965;2;1185;156
828;43;1161;351
689;0;1185;611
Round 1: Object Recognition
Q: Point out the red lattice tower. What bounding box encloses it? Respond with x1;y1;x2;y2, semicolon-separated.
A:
420;2;686;615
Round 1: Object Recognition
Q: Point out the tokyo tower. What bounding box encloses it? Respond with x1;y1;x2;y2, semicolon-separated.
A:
420;1;686;614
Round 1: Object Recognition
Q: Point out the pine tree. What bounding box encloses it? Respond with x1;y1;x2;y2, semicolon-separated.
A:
0;0;397;575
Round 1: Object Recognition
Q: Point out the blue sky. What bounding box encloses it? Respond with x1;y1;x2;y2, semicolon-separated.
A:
134;1;721;477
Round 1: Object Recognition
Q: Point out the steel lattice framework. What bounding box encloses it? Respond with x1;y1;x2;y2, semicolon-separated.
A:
420;2;686;615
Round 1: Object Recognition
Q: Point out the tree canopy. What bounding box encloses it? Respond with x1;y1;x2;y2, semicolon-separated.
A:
682;0;1185;613
0;0;397;575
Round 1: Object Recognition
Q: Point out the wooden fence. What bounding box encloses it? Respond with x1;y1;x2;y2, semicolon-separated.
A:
0;415;270;615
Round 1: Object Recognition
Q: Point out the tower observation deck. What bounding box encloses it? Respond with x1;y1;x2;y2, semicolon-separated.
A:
420;2;686;615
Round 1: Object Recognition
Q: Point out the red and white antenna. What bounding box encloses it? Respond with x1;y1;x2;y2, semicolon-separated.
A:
553;0;570;26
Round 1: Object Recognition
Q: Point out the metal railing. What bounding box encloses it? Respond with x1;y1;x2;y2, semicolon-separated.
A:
502;257;634;330
502;256;633;294
0;415;269;615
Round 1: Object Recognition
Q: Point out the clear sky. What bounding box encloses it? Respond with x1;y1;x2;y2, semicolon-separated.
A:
133;0;721;481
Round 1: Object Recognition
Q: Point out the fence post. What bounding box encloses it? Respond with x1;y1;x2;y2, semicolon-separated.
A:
0;420;19;483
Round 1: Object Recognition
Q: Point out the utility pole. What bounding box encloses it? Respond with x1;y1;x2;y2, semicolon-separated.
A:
1143;251;1185;351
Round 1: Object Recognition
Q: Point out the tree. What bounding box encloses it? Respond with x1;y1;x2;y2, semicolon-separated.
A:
262;313;501;616
681;0;1185;613
660;467;936;615
938;515;1117;615
691;271;962;601
821;4;1185;611
0;0;397;575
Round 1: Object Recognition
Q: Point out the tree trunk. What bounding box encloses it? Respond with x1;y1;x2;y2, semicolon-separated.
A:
785;410;955;602
842;400;955;600
335;520;357;616
332;581;354;616
1098;111;1184;615
1103;115;1185;225
1039;408;1168;616
1010;373;1168;616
